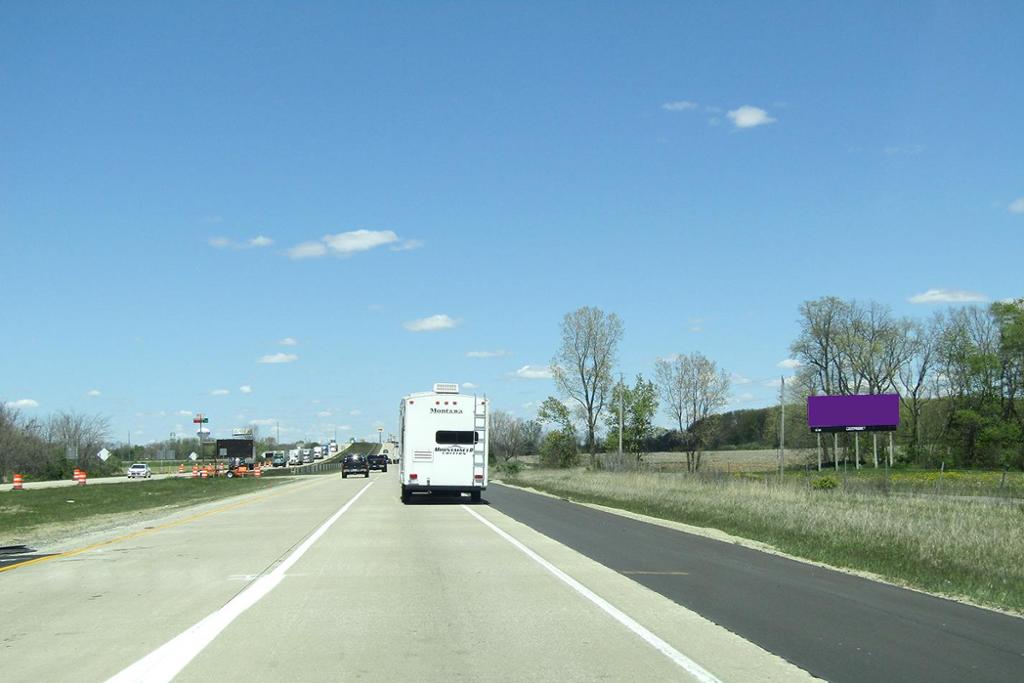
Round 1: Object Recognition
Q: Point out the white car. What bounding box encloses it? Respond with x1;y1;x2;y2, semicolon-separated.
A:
127;463;151;479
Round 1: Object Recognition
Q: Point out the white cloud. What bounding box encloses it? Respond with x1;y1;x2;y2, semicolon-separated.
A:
515;365;553;380
688;317;703;333
250;418;276;427
316;410;333;418
289;229;411;259
908;289;988;304
521;401;535;409
287;241;328;259
390;239;424;252
883;145;925;156
730;392;756;404
462;382;478;389
466;350;509;358
338;424;352;431
403;314;457;332
777;358;802;369
210;389;230;396
727;105;776;129
278;337;298;346
5;398;39;409
258;352;298;363
349;409;362;416
177;410;193;416
662;100;698;111
1009;198;1024;214
86;389;101;397
730;373;752;385
210;235;275;250
239;385;253;394
762;377;795;389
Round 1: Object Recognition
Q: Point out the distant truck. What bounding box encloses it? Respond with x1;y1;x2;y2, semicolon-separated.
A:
287;449;301;465
217;438;256;476
398;383;488;503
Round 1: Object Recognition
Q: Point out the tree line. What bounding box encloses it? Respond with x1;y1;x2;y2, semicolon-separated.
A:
491;298;1023;471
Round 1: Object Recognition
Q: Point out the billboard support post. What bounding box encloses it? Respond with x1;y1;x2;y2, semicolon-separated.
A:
855;432;860;470
817;432;822;472
873;433;878;468
889;432;895;467
833;433;839;472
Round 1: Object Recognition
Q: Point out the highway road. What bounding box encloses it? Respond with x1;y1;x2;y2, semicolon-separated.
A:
2;472;1020;682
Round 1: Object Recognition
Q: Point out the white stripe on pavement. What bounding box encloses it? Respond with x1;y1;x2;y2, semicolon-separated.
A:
463;504;722;683
107;479;375;683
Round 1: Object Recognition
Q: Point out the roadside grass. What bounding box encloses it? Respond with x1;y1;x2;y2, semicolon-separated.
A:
0;477;283;543
502;468;1024;614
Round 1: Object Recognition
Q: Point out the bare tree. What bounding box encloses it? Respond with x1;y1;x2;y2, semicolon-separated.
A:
897;313;942;454
654;356;686;432
791;296;852;396
666;352;730;472
46;411;111;468
551;306;623;460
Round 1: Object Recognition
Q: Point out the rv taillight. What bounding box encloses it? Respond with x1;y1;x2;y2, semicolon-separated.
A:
410;473;418;480
474;474;483;480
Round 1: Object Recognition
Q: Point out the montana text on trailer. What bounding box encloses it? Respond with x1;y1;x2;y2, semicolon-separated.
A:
398;383;488;503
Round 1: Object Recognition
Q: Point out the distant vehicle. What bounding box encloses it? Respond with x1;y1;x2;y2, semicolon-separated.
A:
328;440;338;454
127;463;151;479
342;453;369;478
367;452;388;472
217;438;256;471
261;450;276;461
287;449;301;465
272;453;287;467
313;445;323;459
399;383;488;503
302;453;313;464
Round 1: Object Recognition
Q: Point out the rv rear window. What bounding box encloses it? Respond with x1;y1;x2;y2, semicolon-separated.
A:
435;430;478;445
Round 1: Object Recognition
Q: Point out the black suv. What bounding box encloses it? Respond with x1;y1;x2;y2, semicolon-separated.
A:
367;452;388;472
342;453;369;478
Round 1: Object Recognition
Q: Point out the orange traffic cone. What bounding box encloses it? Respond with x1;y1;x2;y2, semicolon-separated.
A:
192;465;199;478
12;473;24;490
178;463;184;474
255;466;262;478
200;468;208;479
78;471;87;486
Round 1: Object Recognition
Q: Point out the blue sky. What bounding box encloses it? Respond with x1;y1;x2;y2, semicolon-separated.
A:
2;2;1022;444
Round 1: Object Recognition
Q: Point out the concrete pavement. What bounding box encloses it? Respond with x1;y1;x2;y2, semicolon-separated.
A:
2;471;811;682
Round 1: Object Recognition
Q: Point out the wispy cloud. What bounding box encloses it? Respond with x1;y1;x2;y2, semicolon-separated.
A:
462;382;478;389
777;358;802;369
209;235;275;250
316;410;332;418
1009;198;1024;214
349;409;362;416
514;365;553;380
688;317;703;333
730;373;752;385
239;385;252;394
730;392;756;404
177;410;193;416
250;418;276;427
278;337;298;346
466;350;509;358
86;389;101;397
727;105;776;129
258;352;299;363
210;389;230;396
5;398;38;409
403;314;457;332
287;229;416;259
662;100;698;111
908;289;988;304
390;239;424;252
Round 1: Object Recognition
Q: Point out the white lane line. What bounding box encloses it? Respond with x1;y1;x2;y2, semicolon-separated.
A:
463;505;722;683
108;480;375;683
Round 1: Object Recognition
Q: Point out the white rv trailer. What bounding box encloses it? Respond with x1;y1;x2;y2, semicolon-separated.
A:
399;383;488;503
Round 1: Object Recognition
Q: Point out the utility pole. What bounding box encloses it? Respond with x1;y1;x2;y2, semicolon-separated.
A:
276;421;280;444
779;376;785;483
618;373;624;458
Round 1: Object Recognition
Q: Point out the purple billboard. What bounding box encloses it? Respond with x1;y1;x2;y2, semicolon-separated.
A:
807;394;900;432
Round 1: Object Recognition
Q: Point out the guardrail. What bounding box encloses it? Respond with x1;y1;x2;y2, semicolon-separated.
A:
261;460;343;477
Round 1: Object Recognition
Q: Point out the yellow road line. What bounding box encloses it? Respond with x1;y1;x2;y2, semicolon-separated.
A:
0;476;330;574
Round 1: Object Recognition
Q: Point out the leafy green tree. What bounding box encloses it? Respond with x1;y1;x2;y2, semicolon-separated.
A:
537;396;579;468
604;374;659;463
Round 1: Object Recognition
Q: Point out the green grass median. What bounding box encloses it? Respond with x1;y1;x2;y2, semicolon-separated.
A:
0;477;284;544
502;468;1024;614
